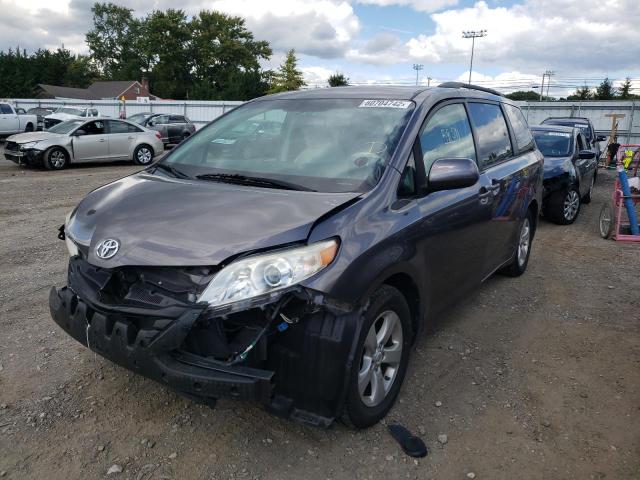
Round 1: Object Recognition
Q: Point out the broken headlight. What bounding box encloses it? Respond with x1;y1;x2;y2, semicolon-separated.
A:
198;239;338;307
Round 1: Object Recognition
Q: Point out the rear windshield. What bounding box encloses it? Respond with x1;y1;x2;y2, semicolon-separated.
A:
532;130;573;157
158;98;415;193
544;119;591;139
54;107;85;116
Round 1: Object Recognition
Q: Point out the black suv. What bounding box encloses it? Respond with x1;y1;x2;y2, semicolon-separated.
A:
542;116;606;158
51;83;543;428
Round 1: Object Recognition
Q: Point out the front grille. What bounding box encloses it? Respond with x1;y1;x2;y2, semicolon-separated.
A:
5;142;19;152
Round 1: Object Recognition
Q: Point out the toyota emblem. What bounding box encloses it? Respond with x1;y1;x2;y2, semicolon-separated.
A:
95;239;120;259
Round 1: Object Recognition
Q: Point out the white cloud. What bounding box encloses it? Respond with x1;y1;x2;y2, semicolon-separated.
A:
355;0;457;13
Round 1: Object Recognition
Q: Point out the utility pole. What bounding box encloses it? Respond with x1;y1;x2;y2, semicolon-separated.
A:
540;73;545;102
412;64;424;85
545;70;555;99
427;76;432;86
462;30;487;84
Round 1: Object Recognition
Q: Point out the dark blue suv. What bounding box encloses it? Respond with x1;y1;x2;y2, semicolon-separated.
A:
51;83;543;428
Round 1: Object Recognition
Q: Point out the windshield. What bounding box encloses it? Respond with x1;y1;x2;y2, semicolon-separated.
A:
128;113;153;125
54;107;85;116
158;98;415;193
48;119;85;134
532;130;573;157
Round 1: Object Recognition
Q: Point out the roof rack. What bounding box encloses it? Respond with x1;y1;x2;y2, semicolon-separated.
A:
438;82;504;97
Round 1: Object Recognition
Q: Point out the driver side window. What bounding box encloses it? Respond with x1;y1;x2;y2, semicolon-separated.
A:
419;104;476;175
83;121;105;135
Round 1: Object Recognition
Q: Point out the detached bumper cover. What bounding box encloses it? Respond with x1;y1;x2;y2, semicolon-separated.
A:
4;148;45;166
49;286;274;403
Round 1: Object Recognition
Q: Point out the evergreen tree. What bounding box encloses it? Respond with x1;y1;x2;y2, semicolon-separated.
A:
328;72;349;87
268;49;305;94
595;78;615;100
618;77;633;99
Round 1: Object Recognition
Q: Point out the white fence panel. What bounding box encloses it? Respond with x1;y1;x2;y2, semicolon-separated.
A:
9;98;244;128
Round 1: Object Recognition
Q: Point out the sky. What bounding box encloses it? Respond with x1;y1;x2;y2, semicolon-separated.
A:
1;0;640;97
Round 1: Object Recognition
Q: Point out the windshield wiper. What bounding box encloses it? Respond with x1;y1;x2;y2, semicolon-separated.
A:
150;163;190;179
195;173;315;191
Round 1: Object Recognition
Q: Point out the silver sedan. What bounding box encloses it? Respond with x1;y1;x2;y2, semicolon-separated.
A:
4;118;164;170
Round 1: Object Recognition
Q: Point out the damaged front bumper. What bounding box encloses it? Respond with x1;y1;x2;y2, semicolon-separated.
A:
49;257;360;426
4;146;45;166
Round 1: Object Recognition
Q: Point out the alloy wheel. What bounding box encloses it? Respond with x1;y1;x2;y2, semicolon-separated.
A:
517;217;530;267
50;150;66;168
563;190;580;221
358;310;403;407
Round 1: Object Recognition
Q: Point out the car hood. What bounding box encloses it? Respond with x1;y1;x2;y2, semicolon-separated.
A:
67;172;360;268
7;131;66;143
542;156;572;179
46;112;80;121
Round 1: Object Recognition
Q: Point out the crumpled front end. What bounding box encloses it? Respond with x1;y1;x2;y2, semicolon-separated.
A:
50;255;359;427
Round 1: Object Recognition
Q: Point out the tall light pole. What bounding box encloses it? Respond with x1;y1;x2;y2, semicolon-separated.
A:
545;70;555;98
462;30;487;84
412;64;424;85
540;70;555;101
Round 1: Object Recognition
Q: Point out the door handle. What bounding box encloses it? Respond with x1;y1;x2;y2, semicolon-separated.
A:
127;136;134;139
98;139;106;142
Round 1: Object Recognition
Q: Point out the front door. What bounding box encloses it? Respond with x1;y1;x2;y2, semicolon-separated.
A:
72;120;109;161
414;102;492;310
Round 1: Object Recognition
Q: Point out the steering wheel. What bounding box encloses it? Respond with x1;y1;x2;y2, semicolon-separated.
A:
350;141;388;168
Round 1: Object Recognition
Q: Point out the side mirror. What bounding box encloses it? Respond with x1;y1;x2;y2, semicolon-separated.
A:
596;135;606;142
578;150;596;160
427;158;479;192
74;129;87;136
147;121;154;127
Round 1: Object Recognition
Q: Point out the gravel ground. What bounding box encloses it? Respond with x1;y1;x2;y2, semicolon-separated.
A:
0;147;638;480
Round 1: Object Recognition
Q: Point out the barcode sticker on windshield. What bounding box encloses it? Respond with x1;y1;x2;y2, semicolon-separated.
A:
359;100;412;109
547;132;571;137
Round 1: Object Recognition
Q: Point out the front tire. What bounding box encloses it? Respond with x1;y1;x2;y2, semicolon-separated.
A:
44;147;69;170
546;187;580;225
133;144;154;165
25;123;34;132
343;285;412;429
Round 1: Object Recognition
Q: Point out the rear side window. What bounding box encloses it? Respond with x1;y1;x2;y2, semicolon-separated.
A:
419;103;476;174
0;103;13;114
107;120;130;134
467;103;513;169
503;104;534;152
170;115;186;123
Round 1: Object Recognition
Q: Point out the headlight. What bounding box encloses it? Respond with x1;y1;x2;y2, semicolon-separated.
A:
64;211;79;257
198;239;339;307
20;141;39;150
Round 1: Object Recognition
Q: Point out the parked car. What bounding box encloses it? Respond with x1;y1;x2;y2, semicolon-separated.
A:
128;112;196;144
44;106;100;129
50;84;543;428
541;116;606;158
0;102;38;136
25;107;55;131
531;125;597;224
4;118;163;169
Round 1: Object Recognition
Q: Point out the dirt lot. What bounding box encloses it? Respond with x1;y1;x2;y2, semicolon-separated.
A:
0;148;638;480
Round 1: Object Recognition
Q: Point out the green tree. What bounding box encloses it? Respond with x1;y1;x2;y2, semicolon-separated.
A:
595;77;616;100
86;2;144;80
140;9;191;99
328;72;349;87
505;90;539;101
618;77;633;99
567;85;593;101
268;49;305;94
189;10;272;100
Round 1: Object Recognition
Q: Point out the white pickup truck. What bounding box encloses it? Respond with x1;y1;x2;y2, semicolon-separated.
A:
0;102;38;136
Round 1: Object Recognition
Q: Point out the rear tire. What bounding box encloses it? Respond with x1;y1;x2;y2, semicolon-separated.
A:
546;187;580;225
342;285;412;429
133;144;154;165
181;132;190;142
582;174;595;204
502;209;534;277
44;147;69;170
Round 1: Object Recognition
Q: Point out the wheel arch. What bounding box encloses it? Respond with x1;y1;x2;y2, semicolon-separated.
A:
380;272;422;341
